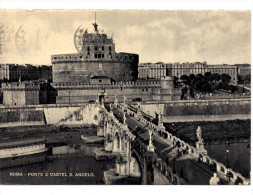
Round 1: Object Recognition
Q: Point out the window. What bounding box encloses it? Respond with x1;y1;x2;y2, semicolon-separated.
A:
87;46;90;51
98;54;101;58
109;46;112;51
102;46;104;51
95;46;98;51
94;54;97;58
102;54;104;58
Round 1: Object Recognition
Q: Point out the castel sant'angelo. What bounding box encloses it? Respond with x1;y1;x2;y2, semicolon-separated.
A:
51;18;181;104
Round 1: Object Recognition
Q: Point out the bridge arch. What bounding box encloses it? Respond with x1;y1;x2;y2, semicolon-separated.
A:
130;149;144;182
131;148;154;185
129;155;142;178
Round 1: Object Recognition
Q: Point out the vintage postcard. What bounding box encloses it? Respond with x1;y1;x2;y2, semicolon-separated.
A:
0;9;251;186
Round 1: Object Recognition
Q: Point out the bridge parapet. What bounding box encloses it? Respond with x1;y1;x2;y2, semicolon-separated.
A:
152;157;186;185
97;102;137;178
199;153;250;185
120;102;250;185
96;101;250;185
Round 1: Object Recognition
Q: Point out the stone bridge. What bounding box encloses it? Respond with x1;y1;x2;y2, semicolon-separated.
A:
95;95;250;185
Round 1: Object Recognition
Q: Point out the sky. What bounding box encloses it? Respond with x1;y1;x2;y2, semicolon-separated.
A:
0;9;251;65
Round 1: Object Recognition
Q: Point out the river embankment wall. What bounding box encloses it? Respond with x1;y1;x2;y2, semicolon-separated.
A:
0;98;250;127
139;98;250;122
0;104;99;128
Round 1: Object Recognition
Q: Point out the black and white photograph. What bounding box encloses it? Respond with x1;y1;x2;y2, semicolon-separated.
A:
0;4;251;188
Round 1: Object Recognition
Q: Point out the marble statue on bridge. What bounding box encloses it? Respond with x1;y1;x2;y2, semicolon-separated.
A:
147;128;155;152
196;126;203;143
195;126;207;154
209;173;220;185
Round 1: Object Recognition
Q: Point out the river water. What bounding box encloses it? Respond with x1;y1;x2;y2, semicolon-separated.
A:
0;144;115;185
205;142;251;178
0;128;250;184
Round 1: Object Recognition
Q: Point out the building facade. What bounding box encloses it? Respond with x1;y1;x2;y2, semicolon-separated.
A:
0;64;52;82
171;62;208;78
138;61;238;84
236;64;251;76
207;64;237;84
138;62;167;79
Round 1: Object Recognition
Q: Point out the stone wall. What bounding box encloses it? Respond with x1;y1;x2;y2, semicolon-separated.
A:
0;104;99;127
44;104;99;125
3;90;26;105
0;109;45;127
153;167;172;185
55;87;174;104
53;77;181;104
52;60;138;83
139;99;251;118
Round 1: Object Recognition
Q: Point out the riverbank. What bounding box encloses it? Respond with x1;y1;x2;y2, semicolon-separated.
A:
0;125;98;146
163;114;250;123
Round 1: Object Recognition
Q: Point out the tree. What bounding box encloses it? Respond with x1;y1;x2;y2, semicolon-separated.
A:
221;74;231;84
210;84;216;92
244;74;251;84
194;80;203;91
180;75;189;86
212;73;221;83
221;83;229;90
237;75;244;84
190;87;195;98
181;87;188;99
189;74;195;80
204;72;213;82
238;74;250;85
195;74;204;80
229;85;238;93
202;81;211;93
174;76;180;87
215;82;222;90
180;75;189;81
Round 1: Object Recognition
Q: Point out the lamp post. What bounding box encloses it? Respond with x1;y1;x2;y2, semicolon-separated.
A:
226;148;233;182
226;148;229;168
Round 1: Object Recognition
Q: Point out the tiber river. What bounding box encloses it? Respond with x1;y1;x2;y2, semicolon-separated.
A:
0;140;250;184
0;144;116;185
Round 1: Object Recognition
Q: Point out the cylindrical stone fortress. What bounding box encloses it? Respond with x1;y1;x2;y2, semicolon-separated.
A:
51;23;139;84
